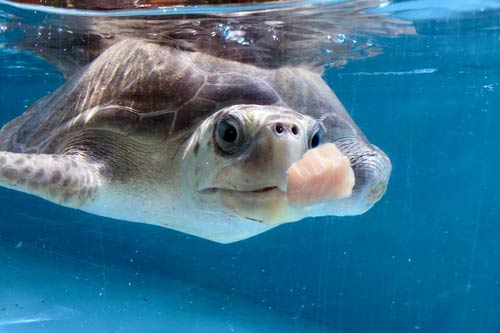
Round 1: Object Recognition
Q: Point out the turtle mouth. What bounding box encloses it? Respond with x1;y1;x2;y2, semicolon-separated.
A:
200;185;292;226
247;186;280;194
200;186;282;196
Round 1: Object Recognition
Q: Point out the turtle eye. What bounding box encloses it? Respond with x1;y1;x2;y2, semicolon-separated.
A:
220;122;238;143
309;129;321;149
215;116;245;155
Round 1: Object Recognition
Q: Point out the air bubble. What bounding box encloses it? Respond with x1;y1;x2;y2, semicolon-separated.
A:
334;33;346;43
482;84;495;92
378;0;390;7
220;25;248;45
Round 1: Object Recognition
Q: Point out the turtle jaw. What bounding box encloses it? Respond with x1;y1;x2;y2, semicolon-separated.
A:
198;142;359;225
199;186;300;225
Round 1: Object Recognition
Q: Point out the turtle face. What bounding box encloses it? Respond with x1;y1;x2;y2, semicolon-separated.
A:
181;104;333;225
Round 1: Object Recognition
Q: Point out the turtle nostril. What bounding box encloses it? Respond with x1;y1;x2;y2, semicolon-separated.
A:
275;123;284;134
291;126;299;135
310;131;320;148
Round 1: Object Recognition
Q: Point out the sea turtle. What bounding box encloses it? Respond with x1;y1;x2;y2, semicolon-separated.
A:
0;39;391;243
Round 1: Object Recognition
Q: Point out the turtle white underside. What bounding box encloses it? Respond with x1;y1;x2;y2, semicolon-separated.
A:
0;148;288;244
0;150;273;243
80;185;275;243
0;143;385;243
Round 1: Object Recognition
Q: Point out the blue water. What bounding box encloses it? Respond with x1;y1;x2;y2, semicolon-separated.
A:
0;0;499;332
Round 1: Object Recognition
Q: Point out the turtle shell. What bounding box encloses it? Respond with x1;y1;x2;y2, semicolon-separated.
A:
0;39;357;155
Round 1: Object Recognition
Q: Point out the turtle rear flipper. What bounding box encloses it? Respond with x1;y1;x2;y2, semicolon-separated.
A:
0;152;104;207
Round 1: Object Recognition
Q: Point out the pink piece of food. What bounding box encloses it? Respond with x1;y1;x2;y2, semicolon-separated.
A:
286;143;355;206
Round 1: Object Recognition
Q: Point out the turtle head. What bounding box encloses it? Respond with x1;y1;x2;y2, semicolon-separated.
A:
179;103;390;242
181;104;334;226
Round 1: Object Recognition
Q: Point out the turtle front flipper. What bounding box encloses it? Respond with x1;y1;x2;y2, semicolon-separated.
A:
0;152;104;208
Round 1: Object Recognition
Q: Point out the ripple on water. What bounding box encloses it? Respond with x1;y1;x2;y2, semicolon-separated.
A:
0;0;415;73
